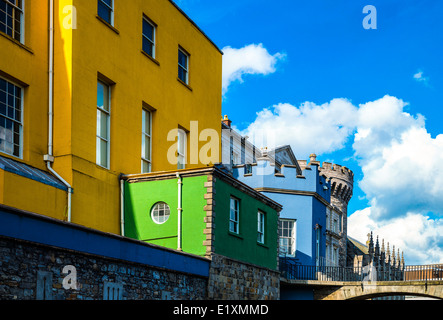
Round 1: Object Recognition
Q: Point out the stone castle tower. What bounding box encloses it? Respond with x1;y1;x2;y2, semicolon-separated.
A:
301;154;354;267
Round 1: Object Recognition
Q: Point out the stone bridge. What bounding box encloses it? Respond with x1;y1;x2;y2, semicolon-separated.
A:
282;279;443;300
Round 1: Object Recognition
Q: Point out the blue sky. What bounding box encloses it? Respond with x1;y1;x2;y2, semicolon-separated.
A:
175;0;443;264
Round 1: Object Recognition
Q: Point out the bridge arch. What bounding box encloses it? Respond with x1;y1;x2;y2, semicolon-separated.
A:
318;281;443;300
347;291;442;301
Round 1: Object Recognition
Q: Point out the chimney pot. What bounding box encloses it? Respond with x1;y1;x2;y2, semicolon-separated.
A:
222;115;232;128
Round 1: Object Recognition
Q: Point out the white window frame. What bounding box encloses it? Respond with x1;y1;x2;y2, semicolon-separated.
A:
0;0;24;43
178;48;189;84
257;211;265;244
98;0;114;26
177;129;186;170
0;76;23;159
151;202;171;225
326;243;330;263
326;207;330;230
229;197;240;234
333;246;339;266
315;226;321;266
96;80;111;169
142;15;156;58
141;109;152;173
279;219;296;257
333;218;339;234
232;151;239;166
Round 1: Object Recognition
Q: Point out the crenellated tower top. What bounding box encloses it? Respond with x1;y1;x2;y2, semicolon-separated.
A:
298;154;354;209
300;153;355;268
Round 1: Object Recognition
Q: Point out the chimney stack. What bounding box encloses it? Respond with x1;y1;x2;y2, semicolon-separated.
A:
222;115;232;128
309;153;317;163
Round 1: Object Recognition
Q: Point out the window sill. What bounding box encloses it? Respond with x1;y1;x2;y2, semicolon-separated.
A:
0;31;33;54
96;15;120;35
141;50;160;66
257;242;269;249
0;151;24;163
177;78;193;91
96;163;111;172
228;231;243;240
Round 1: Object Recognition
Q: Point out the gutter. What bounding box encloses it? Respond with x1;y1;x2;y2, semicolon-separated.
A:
120;175;125;237
44;0;73;222
176;172;183;251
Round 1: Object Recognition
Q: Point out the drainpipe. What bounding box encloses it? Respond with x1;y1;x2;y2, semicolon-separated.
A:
176;173;183;251
119;175;125;237
45;0;73;222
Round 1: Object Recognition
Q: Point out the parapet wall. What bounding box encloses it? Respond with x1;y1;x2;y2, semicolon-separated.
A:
207;254;280;300
298;159;354;206
319;162;354;183
233;157;330;199
0;205;210;300
0;235;208;300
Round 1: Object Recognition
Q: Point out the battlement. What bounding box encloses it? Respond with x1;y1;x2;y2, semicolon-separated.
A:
298;154;354;183
232;157;331;201
297;161;354;182
233;159;309;181
300;154;354;206
320;162;354;183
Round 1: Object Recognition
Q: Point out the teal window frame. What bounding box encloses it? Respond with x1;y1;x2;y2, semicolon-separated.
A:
257;211;265;244
229;197;240;234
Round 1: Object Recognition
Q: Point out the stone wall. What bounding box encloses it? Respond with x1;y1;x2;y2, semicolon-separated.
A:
207;254;280;300
0;236;207;300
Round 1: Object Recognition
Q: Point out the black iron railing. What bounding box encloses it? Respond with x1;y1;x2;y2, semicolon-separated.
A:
280;262;363;282
280;260;443;283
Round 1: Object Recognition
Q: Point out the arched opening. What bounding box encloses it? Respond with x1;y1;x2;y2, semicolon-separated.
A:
347;291;442;301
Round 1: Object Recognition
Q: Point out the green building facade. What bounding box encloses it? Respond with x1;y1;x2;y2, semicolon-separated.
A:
122;166;282;270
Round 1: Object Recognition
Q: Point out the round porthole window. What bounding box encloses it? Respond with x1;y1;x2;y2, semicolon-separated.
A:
151;202;171;224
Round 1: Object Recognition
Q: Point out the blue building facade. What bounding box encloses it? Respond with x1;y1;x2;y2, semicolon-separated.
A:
232;151;331;267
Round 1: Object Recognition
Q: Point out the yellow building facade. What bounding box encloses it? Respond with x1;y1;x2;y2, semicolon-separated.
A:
0;0;223;234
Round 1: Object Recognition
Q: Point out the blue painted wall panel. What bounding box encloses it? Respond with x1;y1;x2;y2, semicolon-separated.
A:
0;205;209;277
234;160;330;266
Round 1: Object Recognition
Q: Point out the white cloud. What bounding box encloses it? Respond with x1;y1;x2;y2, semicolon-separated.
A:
353;95;425;159
241;98;357;157
358;126;443;219
349;96;443;220
413;70;430;86
348;208;443;264
242;95;426;160
243;95;443;219
222;43;285;94
242;94;443;264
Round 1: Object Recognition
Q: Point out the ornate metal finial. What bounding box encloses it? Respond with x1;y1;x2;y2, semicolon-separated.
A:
397;249;401;268
375;235;380;257
380;239;386;264
309;154;318;164
392;246;395;267
386;243;391;264
368;232;374;256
